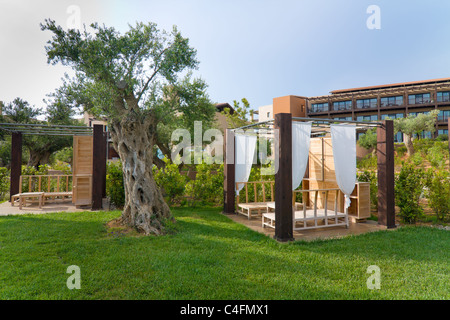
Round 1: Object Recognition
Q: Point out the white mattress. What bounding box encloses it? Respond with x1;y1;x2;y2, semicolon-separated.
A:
238;202;273;209
263;209;346;221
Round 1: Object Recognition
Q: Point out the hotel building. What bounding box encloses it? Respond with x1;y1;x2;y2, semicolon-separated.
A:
260;78;450;141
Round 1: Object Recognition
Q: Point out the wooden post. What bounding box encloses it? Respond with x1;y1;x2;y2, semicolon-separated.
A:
92;125;106;210
102;131;107;198
274;113;294;242
377;120;396;228
10;132;22;201
223;129;236;214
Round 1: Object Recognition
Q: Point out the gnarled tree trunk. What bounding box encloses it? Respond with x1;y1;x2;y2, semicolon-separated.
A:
27;149;52;169
109;112;173;235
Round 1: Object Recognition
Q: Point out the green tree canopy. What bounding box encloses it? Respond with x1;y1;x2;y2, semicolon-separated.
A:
393;110;440;155
357;128;377;152
221;98;252;129
154;74;216;168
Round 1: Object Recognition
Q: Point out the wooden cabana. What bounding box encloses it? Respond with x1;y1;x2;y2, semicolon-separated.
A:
224;114;397;242
0;123;107;211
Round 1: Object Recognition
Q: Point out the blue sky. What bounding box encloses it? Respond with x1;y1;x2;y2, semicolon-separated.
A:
1;0;450;113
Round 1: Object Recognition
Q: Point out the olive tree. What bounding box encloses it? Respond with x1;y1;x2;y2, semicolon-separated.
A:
357;128;377;154
393;110;440;155
41;20;212;235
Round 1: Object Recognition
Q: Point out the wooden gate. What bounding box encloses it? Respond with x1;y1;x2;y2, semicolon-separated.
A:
73;135;93;206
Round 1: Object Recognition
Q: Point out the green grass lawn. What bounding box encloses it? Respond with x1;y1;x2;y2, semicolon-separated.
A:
0;207;448;300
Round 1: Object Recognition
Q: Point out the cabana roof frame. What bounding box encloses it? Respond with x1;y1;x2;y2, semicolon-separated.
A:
0;123;93;136
224;113;398;242
4;123;107;212
231;117;382;133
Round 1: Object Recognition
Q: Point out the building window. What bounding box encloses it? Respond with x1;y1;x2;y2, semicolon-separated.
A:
438;129;448;137
437;91;450;103
437;110;450;122
356;130;398;141
356;98;377;109
379;114;405;141
334;116;353;121
333;100;352;111
408;93;431;105
310;103;329;113
357;115;378;122
394;132;404;143
379;114;405;142
380;96;403;107
267;112;271;118
413;131;433;139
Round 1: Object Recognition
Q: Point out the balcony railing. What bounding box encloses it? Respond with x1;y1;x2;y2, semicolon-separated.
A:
356;103;377;109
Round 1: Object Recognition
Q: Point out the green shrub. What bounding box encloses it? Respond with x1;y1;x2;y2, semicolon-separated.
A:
410;152;424;166
436;134;448;141
0;140;11;167
395;162;426;224
423;141;448;168
236;166;275;203
53;147;73;165
0;167;10;201
413;138;434;154
357;129;377;151
427;145;445;168
357;154;377;170
395;145;407;158
357;170;378;210
425;168;450;222
186;163;224;205
105;157;225;208
20;165;50;192
51;161;72;174
106;161;125;208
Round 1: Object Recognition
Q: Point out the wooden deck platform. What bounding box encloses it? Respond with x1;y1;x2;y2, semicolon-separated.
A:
226;212;385;242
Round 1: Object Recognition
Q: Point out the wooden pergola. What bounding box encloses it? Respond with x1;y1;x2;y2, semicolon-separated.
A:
224;114;398;242
0;123;107;211
309;80;450;102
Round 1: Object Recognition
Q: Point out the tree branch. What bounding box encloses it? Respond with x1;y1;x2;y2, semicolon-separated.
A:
137;67;160;103
156;141;172;159
136;45;173;103
153;155;166;169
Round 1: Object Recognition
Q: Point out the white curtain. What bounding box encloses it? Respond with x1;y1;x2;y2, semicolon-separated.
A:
235;133;257;194
330;124;357;209
292;122;312;190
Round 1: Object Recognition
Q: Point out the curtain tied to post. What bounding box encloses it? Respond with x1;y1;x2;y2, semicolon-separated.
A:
292;122;312;191
235;133;257;195
330;124;357;210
